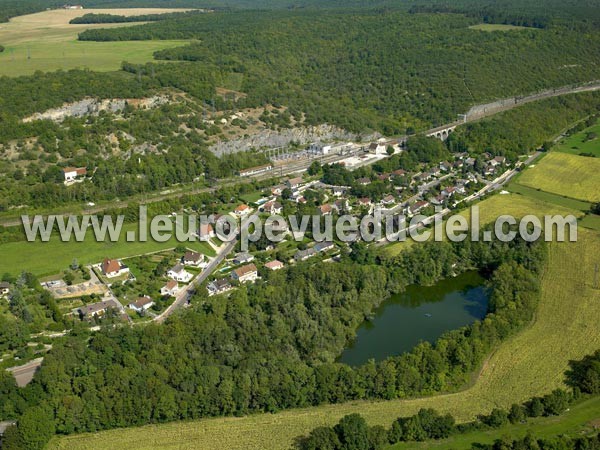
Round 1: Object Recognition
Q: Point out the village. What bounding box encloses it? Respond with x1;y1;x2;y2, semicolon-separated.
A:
1;135;525;333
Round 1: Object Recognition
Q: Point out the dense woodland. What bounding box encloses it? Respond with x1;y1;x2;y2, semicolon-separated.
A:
0;233;547;449
69;11;201;24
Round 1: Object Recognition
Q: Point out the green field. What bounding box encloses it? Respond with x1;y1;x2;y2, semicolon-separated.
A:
0;221;216;278
468;23;537;31
580;214;600;231
555;120;600;157
390;395;600;449
507;183;592;212
48;228;600;450
518;152;600;202
0;8;190;76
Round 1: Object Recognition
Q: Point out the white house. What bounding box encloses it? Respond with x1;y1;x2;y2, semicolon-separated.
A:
160;280;179;297
234;204;251;216
308;142;332;155
286;177;304;190
231;264;258;283
197;222;215;241
182;251;205;268
233;252;255;265
0;282;10;298
264;260;284;271
63;166;87;184
167;264;193;283
207;279;233;296
128;296;154;313
262;200;283;215
101;258;129;279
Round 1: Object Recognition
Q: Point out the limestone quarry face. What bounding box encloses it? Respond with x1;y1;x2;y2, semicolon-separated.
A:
22;96;170;123
209;124;380;156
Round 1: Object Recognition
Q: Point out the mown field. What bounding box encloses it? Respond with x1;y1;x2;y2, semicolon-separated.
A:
518;152;600;202
390;395;600;449
48;227;600;450
555;119;600;157
0;221;216;278
0;9;190;76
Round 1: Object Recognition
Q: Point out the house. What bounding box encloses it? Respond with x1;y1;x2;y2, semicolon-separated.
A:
368;142;387;155
465;157;476;166
262;200;283;215
0;282;10;297
207;279;233;296
319;204;333;216
333;198;351;213
78;299;119;320
160;280;179;297
332;186;347;197
439;161;452;172
442;186;456;198
182;251;204;267
294;248;317;262
167;264;193;283
392;169;406;178
101;258;129;279
231;264;258;283
314;241;335;253
489;156;506;167
357;177;371;186
286;177;304;190
63;166;87;184
271;184;286;196
128;296;154;313
197;222;215;241
430;194;445;206
409;201;430;215
234;204;251;216
265;260;284;271
233;252;254;265
381;194;395;206
376;173;391;182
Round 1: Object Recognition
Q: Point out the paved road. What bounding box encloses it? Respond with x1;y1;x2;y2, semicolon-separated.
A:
153;239;237;324
6;357;43;387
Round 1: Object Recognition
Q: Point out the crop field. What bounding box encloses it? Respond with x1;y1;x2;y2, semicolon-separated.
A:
517;152;600;202
555;119;600;157
507;183;592;212
390;395;600;449
0;221;216;278
48;228;600;450
580;214;600;231
0;9;190;76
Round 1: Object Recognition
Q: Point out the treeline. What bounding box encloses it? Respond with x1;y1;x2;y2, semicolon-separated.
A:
296;349;600;449
69;11;201;24
0;233;546;449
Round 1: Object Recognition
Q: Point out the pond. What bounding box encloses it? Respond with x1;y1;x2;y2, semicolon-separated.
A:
339;271;489;367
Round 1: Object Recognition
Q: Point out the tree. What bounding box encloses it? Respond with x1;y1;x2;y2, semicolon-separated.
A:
591;203;600;215
508;404;526;424
17;404;55;450
386;145;395;156
481;408;509;428
307;160;322;176
334;414;370;450
299;426;341;450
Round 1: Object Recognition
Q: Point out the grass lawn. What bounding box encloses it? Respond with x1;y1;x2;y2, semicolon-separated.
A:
48;228;600;450
507;183;592;212
468;23;538;31
555;119;600;157
239;191;266;205
389;395;600;449
0;221;215;278
580;214;600;231
518;152;600;203
0;8;190;76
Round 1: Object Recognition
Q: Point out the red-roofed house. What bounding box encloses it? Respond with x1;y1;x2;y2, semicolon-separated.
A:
101;258;129;278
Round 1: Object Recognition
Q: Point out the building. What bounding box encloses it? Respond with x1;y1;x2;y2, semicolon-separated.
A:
231;264;258;283
78;299;119;320
182;251;204;267
489;156;506;167
197;222;215;241
264;260;284;271
332;186;347;197
234;204;251;216
294;248;317;262
392;169;406;178
271;184;286;196
262;200;283;215
101;258;129;278
233;252;254;265
307;142;332;155
357;177;371;186
314;241;335;253
63;166;87;184
286;177;304;190
207;279;233;296
160;280;179;297
319;204;333;216
368;142;387;155
238;164;273;177
167;264;193;283
409;201;430;215
442;186;456;198
333;198;350;213
0;282;10;298
381;194;396;206
128;296;154;313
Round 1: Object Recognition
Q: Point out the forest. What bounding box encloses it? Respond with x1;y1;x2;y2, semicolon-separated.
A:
0;231;547;449
69;11;203;24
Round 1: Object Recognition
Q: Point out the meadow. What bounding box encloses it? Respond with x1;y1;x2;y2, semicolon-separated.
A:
48;228;600;450
555;119;600;157
0;8;190;76
0;221;216;278
517;152;600;202
468;23;537;31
